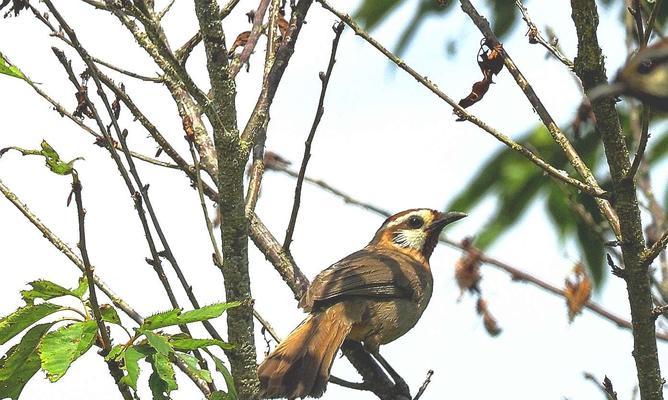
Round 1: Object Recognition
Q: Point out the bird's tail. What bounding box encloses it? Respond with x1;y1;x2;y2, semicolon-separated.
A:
258;304;352;399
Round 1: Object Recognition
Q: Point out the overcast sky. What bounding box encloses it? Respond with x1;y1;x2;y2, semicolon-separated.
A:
1;0;666;399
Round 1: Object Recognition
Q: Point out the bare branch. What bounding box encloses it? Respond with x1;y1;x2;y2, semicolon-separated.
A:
627;105;651;180
412;370;434;400
515;0;574;69
229;0;271;77
0;178;142;324
316;0;610;202
644;230;668;267
71;173;134;400
283;21;344;251
459;0;620;238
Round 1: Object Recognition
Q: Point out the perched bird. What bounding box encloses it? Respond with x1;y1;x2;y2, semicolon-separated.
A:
258;208;466;399
588;39;668;110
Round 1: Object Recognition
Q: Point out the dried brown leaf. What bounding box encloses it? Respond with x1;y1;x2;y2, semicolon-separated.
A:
228;31;251;56
564;262;592;322
476;298;502;337
454;239;481;297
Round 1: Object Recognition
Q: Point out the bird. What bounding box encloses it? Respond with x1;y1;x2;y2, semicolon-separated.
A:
257;208;467;399
588;38;668;110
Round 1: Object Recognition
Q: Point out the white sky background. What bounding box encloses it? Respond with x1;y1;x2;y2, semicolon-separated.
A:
1;0;667;399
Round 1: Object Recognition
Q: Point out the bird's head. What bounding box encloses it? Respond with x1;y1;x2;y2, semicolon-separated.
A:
369;209;466;262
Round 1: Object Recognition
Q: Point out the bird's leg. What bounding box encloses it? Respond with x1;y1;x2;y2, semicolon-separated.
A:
364;342;410;396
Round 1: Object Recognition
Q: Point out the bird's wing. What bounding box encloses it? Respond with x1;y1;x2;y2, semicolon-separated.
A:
299;248;422;310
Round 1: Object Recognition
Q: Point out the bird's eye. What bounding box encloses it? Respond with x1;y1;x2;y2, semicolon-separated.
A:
407;215;424;229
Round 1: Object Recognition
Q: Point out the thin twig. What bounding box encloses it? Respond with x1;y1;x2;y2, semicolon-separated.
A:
0;178;142;324
71;173;134;400
283;21;344;251
627;105;650;180
230;0;271;77
458;0;620;239
644;230;668;267
413;370;434;400
515;1;574;69
244;0;282;213
316;0;610;202
644;0;664;45
44;3;212;394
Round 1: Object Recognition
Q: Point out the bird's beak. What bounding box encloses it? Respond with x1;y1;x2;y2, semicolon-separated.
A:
428;211;467;232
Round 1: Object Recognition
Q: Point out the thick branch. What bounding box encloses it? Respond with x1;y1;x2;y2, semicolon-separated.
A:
570;1;663;399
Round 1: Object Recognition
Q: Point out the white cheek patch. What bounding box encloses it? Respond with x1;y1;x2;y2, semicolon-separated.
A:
393;229;427;249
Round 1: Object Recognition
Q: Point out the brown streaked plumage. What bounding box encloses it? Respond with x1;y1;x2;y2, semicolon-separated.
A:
257;209;466;399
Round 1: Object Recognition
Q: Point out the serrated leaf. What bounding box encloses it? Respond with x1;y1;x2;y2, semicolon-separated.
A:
99;304;122;325
148;370;169;400
143;331;172;356
120;346;147;390
39;320;97;382
211;354;237;400
170;338;233;351
0;323;53;400
141;302;239;330
0;303;63;345
0;53;26;81
148;353;177;395
21;280;75;304
105;344;124;362
71;276;89;299
175;352;211;383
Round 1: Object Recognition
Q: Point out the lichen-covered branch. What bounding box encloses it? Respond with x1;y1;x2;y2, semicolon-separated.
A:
570;1;663;399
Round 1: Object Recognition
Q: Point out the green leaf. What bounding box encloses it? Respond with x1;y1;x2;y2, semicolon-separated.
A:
143;331;172;356
175;352;212;383
354;0;404;31
39;320;97;382
0;53;26;81
149;353;177;395
141;302;239;330
71;276;89;299
99;304;122;325
210;391;233;400
575;208;606;287
105;344;124;362
148;370;169;400
0;303;63;345
120;346;147;390
170;338;233;351
490;0;517;38
0;140;83;175
21;280;76;304
211;354;237;400
0;323;53;400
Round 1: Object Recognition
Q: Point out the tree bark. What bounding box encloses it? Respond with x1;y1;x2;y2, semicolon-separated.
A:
570;2;664;399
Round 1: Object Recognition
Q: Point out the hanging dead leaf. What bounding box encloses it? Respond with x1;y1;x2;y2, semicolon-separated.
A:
264;151;291;170
564;262;592;322
571;99;595;138
228;31;251;57
476;298;502;337
456;40;504;116
278;13;289;38
454;237;481;298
